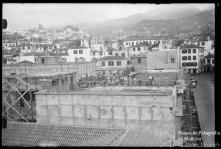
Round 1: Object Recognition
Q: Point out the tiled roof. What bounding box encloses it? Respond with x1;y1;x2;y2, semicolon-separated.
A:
119;121;174;146
180;44;203;49
2;122;125;146
68;46;88;49
124;36;161;41
99;56;126;61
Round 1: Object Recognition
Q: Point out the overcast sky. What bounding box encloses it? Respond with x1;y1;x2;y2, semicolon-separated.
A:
3;3;214;30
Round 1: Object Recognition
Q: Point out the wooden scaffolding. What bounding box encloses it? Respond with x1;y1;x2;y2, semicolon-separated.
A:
2;72;77;123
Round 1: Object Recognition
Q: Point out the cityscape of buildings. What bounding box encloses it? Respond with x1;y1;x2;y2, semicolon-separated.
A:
2;23;215;73
2;3;215;147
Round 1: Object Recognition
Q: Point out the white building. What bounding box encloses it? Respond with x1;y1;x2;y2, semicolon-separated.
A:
96;56;128;74
179;44;204;74
159;39;174;50
104;47;129;59
81;39;90;47
67;47;92;62
16;55;37;63
128;44;149;57
123;37;159;48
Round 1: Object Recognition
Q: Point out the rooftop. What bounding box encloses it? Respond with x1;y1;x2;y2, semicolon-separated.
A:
4;72;77;79
36;86;173;96
2;122;125;147
2;121;174;146
180;44;203;49
124;36;161;41
99;56;126;61
68;46;89;49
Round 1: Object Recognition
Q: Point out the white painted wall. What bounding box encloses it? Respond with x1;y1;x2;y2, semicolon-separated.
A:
67;48;92;62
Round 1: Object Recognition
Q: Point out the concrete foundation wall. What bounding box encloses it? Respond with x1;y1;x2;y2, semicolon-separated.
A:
35;89;176;128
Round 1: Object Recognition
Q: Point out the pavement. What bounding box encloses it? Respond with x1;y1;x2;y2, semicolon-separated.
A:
191;72;215;147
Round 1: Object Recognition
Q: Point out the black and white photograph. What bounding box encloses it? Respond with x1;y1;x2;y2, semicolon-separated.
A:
2;3;215;147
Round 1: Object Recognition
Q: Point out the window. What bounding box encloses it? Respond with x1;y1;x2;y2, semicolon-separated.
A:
171;58;175;63
182;49;187;53
127;60;130;65
122;53;125;57
132;42;134;46
117;61;121;66
74;50;77;54
108;61;114;66
192;62;197;66
138;47;141;51
207;59;211;64
182;56;187;60
202;42;205;46
115;53;119;56
133;47;135;51
126;42;128;45
188;56;191;60
108;51;112;55
193;49;196;53
102;61;105;66
193;56;196;60
62;58;66;62
188;49;191;53
119;46;122;50
100;52;102;56
182;63;186;67
212;59;214;64
41;58;45;64
138;58;141;63
79;50;83;54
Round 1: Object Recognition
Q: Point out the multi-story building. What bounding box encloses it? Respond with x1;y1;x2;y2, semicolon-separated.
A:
90;38;105;50
130;49;178;72
128;44;149;57
104;47;129;58
159;39;175;50
67;46;92;62
96;56;129;74
123;37;159;48
2;40;17;48
204;54;214;72
179;44;204;74
184;39;214;56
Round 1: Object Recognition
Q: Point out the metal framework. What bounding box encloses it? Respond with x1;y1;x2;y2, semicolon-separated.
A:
2;75;36;123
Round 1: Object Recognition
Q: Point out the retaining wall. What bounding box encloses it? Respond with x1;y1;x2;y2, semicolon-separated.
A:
35;87;177;128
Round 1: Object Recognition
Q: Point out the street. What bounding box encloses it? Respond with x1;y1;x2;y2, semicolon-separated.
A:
192;72;215;147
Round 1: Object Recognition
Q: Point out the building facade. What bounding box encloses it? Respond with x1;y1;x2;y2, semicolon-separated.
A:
67;47;92;62
179;44;204;74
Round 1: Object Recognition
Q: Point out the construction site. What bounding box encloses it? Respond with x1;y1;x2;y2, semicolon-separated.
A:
2;62;203;147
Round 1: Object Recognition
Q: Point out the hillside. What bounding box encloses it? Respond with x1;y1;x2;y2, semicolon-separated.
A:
81;8;214;38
